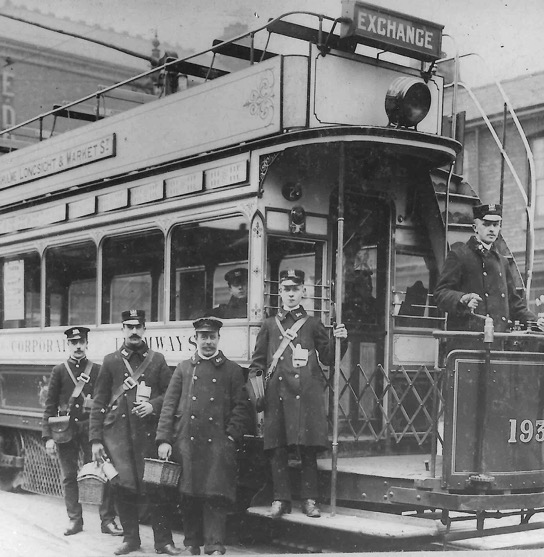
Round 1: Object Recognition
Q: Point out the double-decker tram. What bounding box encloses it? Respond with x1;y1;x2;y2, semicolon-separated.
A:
1;1;544;549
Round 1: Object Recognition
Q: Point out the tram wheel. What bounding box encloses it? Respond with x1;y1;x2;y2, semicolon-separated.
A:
0;428;24;492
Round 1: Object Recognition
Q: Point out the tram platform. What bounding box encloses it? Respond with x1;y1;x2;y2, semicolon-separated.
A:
248;452;544;552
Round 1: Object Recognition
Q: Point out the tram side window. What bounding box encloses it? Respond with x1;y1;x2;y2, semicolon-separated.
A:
170;215;249;320
266;236;326;320
102;230;164;323
394;251;439;327
45;242;97;327
0;252;40;329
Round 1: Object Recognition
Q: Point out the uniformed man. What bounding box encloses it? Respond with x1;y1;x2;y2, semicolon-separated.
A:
249;270;347;519
42;327;121;537
212;268;248;319
90;310;181;556
156;316;252;555
434;203;544;337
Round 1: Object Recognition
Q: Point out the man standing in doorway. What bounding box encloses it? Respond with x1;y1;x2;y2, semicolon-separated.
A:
90;310;181;556
43;326;121;537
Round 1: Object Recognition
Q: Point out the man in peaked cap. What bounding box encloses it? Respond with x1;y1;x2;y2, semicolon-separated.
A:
43;326;121;537
156;316;252;555
248;269;347;519
435;203;544;337
90;310;181;555
212;268;248;319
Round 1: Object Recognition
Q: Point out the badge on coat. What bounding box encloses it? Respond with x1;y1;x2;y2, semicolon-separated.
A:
292;344;309;368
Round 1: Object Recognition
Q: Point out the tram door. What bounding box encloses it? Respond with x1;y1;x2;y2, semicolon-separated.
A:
336;194;390;439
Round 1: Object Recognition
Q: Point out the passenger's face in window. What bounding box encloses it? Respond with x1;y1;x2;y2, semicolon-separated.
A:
228;281;247;300
123;323;146;347
67;338;88;359
280;284;304;309
196;331;219;356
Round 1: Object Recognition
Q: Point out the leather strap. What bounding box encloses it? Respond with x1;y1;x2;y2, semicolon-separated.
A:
107;350;155;409
264;316;308;385
63;360;93;414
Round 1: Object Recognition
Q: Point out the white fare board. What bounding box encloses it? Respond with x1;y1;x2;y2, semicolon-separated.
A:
3;259;25;321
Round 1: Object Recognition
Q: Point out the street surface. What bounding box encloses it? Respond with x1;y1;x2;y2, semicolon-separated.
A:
4;489;544;556
0;490;278;557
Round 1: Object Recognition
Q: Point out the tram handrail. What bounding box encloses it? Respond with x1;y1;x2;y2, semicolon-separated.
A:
437;49;536;299
0;10;343;140
433;329;544;341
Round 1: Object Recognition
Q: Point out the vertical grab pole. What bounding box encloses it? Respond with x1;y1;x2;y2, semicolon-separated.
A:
330;143;346;516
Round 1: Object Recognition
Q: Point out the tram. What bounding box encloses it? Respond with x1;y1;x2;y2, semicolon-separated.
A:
0;0;543;546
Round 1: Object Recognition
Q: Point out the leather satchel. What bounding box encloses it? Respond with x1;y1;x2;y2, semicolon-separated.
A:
48;415;73;444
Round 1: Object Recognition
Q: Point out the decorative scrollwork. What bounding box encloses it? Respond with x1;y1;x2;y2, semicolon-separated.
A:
259;152;281;187
244;69;275;122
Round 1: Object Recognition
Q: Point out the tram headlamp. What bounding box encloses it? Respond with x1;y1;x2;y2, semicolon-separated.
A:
385;77;431;129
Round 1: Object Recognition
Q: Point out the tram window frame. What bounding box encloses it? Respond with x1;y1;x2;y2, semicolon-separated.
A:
45;241;97;327
169;215;249;322
265;235;327;321
393;249;440;326
101;229;165;324
0;252;41;329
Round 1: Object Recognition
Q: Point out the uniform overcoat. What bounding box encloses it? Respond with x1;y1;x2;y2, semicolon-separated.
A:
249;306;334;451
434;236;536;332
42;357;101;439
156;351;251;502
212;296;247;319
89;343;172;492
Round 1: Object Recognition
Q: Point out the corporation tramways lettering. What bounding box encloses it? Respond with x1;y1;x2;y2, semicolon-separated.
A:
114;335;196;352
4;338;67;353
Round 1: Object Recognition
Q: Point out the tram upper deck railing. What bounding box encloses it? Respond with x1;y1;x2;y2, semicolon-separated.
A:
0;8;447;149
0;11;352;146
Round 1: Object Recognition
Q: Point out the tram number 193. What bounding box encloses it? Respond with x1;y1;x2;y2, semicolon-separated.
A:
508;419;544;443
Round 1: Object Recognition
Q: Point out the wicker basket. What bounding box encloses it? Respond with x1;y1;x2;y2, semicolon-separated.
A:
143;458;182;487
77;462;107;505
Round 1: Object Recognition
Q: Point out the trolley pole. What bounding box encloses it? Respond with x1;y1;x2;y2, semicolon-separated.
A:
331;143;346;516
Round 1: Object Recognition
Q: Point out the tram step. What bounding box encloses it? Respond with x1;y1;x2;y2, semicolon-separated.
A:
247;504;443;539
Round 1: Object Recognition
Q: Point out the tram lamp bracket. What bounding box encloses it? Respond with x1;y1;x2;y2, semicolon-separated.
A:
289;205;306;234
385;77;431;129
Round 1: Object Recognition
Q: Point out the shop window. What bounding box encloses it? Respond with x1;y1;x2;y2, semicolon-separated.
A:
45;242;97;327
170;215;249;320
1;252;41;329
102;230;164;323
265;236;326;320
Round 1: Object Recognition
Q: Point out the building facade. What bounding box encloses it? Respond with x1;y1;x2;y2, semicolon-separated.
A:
453;70;544;314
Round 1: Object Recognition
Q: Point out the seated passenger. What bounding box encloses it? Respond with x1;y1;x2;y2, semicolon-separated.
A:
213;268;248;319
